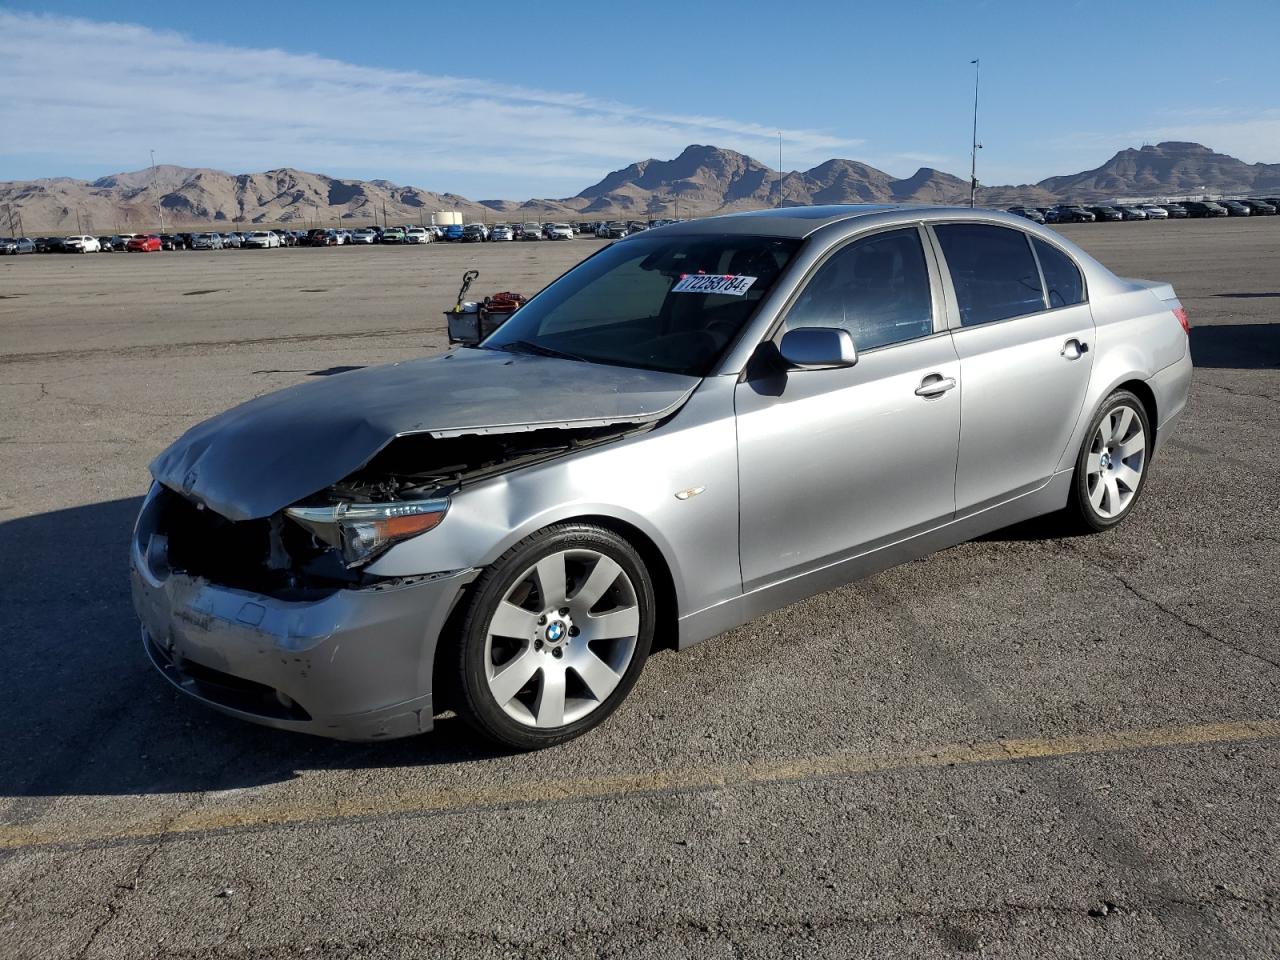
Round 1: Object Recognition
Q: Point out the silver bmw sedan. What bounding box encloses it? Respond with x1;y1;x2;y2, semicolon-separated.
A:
132;204;1193;749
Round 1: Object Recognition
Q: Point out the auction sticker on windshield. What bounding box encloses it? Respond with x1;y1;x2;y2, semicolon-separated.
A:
671;274;757;296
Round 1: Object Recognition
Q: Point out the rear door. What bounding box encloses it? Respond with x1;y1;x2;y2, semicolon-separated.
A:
930;223;1094;512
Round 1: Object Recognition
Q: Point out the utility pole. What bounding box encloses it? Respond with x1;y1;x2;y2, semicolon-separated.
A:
777;132;783;209
969;59;981;209
150;149;165;233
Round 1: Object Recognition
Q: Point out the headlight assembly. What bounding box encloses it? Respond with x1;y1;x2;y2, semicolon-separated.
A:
285;498;448;567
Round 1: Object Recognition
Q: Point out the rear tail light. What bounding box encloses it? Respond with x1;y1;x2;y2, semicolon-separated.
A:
1172;306;1191;335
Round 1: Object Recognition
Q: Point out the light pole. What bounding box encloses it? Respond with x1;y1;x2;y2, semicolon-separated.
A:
777;131;783;209
969;59;982;208
150;149;165;232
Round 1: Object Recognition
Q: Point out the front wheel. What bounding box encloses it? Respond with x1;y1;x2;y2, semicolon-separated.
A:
448;523;655;750
1064;389;1152;532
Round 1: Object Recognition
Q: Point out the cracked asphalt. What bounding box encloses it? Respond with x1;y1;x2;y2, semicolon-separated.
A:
1;220;1277;958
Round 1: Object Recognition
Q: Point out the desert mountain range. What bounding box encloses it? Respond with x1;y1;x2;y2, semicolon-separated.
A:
3;141;1279;233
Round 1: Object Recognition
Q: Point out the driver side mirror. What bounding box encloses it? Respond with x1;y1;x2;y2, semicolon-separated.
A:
778;327;858;370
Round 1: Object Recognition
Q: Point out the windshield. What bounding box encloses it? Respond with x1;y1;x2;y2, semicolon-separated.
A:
482;233;799;376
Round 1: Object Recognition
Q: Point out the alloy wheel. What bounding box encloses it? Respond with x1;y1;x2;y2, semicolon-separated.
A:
483;549;640;728
1086;404;1146;519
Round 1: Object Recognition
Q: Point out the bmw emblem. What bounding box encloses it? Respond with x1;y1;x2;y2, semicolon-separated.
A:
545;621;565;643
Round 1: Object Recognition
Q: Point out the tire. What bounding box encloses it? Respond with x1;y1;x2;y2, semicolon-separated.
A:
447;523;655;750
1063;389;1152;533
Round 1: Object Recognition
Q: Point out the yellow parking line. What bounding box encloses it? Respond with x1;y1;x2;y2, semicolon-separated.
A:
2;719;1277;851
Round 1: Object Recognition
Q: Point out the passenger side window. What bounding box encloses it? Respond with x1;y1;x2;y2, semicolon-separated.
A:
1032;238;1085;308
934;224;1046;326
784;228;933;351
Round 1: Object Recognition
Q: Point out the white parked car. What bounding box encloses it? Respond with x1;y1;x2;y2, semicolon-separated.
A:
405;226;431;244
352;228;377;244
546;223;574;240
64;235;101;253
490;225;514;241
243;231;281;249
1140;205;1170;220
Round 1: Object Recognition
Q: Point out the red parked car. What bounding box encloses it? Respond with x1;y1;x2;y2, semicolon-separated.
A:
126;234;162;253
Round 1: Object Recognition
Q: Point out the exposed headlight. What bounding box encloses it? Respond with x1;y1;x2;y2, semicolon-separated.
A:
285;498;448;567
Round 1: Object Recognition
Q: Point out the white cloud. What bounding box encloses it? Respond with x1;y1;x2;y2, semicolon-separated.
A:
0;11;861;197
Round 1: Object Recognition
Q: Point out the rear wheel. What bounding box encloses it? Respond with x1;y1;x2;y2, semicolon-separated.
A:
1064;389;1151;532
449;523;654;750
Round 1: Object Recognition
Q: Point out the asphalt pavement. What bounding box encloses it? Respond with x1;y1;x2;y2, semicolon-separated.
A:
0;220;1277;958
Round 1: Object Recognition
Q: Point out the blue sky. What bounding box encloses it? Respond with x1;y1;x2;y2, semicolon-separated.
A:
2;0;1277;198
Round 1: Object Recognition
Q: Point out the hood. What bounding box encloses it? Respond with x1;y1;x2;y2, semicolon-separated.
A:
150;348;699;522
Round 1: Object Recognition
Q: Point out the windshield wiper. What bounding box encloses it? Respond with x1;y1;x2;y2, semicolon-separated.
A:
489;340;589;363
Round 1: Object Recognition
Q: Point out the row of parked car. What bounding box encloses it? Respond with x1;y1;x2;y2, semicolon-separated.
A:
1007;198;1279;224
0;218;686;255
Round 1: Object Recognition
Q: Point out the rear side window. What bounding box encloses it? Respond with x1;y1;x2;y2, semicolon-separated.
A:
1032;238;1085;308
934;224;1045;326
784;227;934;351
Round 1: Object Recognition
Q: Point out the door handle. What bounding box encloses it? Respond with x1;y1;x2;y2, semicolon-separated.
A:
1060;338;1089;360
915;374;957;398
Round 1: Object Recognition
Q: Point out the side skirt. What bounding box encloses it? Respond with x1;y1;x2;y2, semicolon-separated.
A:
675;470;1073;650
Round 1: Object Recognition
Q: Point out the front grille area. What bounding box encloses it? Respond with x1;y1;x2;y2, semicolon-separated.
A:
147;485;352;597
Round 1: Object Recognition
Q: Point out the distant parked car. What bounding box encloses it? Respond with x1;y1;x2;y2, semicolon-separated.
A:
1053;206;1096;224
1217;200;1250;217
1;237;35;254
442;224;464;241
1088;206;1123;222
1116;206;1148;221
126;235;161;253
1160;204;1189;218
34;237;63;253
596;221;628;239
546;222;574;240
62;235;102;253
1139;205;1169;220
191;232;224;250
1183;201;1228;218
1036;207;1059;224
520;222;542;240
1006;206;1045;224
405;226;431;244
380;227;405;244
489;224;514;241
461;224;487;243
243;231;280;249
351;228;377;244
1242;199;1276;215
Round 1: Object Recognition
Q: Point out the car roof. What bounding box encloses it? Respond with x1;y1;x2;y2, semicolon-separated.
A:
653;204;968;238
651;203;1083;240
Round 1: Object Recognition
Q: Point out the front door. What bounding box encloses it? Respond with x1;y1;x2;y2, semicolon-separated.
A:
735;226;961;591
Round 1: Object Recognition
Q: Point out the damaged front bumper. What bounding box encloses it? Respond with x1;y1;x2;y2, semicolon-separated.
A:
131;529;477;741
